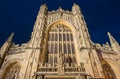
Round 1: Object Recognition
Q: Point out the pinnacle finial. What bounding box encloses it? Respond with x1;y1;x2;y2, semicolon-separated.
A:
108;32;114;43
72;3;81;15
59;6;62;9
43;3;47;6
40;3;47;9
107;32;120;53
107;32;114;42
58;6;63;11
7;32;14;43
107;32;111;36
107;32;119;46
73;3;77;6
73;3;80;8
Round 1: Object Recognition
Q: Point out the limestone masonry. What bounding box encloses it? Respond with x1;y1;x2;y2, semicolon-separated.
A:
0;3;120;79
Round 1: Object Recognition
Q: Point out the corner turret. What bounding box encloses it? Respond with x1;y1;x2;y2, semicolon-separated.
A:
38;3;48;17
72;3;81;15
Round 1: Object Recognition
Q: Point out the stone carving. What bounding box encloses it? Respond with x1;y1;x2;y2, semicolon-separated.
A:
58;54;65;74
1;3;120;79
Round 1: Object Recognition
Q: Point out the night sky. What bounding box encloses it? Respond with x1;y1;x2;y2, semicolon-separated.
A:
0;0;120;46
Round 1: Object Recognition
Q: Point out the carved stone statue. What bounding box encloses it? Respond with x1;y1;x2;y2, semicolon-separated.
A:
58;54;64;74
59;54;64;65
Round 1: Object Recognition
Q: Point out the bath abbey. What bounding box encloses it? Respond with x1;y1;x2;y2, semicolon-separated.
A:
0;3;120;79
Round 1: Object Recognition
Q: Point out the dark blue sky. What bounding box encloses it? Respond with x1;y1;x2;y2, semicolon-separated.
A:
0;0;120;46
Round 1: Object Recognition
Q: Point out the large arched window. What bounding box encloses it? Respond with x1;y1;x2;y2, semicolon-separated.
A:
3;63;21;79
47;24;76;66
96;50;116;79
102;62;116;79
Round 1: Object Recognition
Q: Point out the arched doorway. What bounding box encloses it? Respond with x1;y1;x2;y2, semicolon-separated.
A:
2;62;21;79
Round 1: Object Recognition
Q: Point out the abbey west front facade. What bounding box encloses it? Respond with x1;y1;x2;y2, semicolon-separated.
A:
0;3;120;79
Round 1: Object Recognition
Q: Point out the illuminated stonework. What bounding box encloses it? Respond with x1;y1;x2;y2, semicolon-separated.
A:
0;3;120;79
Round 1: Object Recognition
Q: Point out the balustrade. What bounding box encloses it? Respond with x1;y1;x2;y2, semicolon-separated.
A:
37;63;85;73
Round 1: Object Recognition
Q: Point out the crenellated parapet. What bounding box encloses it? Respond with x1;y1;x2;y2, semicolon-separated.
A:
1;3;120;79
6;43;28;54
47;10;74;26
94;32;120;56
95;43;116;54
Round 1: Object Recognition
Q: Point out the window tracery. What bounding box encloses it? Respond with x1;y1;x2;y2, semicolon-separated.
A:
47;24;76;66
102;63;116;79
3;63;21;79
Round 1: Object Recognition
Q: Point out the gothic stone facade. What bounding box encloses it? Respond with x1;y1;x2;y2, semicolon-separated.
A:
0;4;120;79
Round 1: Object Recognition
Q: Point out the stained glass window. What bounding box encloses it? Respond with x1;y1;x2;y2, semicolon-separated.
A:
47;24;76;66
3;63;21;79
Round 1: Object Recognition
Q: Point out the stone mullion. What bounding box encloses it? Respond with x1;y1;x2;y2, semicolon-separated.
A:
53;29;55;66
68;32;72;54
69;32;73;55
48;55;50;64
52;31;54;66
66;28;68;55
58;25;60;55
50;33;51;54
52;54;53;66
48;33;50;64
11;69;14;79
62;26;64;54
55;26;58;61
49;31;52;66
69;32;73;65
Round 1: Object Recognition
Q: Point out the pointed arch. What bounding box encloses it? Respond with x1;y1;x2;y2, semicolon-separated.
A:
46;19;77;33
104;58;120;79
1;59;21;79
96;49;119;79
39;19;80;65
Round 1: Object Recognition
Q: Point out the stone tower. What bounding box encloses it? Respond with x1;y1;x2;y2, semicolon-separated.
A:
0;3;120;79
